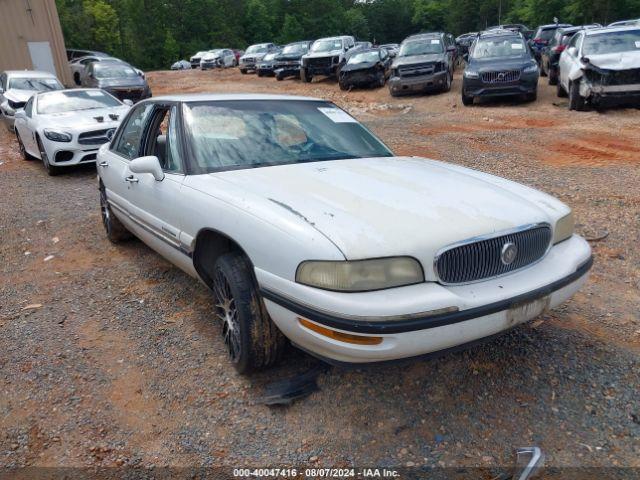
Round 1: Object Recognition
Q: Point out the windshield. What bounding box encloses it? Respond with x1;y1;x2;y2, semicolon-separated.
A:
94;65;138;79
283;44;307;54
399;39;443;56
8;77;62;91
246;45;268;54
37;90;121;114
262;52;278;61
348;51;380;64
311;39;343;52
183;100;393;173
471;38;527;58
583;29;640;55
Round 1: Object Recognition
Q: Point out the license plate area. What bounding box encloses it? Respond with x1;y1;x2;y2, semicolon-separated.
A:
506;295;550;326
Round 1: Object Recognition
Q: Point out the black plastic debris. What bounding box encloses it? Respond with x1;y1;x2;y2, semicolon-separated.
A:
257;364;330;406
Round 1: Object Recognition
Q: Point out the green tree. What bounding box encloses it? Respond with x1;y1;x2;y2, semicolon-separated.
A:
343;8;371;39
412;0;448;31
244;0;273;44
279;13;306;43
83;0;121;54
163;31;180;64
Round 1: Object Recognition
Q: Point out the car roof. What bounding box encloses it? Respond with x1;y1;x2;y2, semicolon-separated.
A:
479;29;523;39
4;70;58;78
537;23;572;30
151;93;323;103
584;24;640;35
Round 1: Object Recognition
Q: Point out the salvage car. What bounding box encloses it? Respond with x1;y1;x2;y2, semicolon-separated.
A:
256;49;282;77
301;36;356;82
558;25;640;110
530;23;572;61
388;33;454;96
462;30;539;105
14;89;130;175
239;43;277;74
72;56;145;86
96;93;592;373
201;49;237;70
190;51;209;69
274;41;313;80
380;43;400;57
338;48;392;90
171;60;192;70
83;63;152;103
0;70;63;132
540;26;585;85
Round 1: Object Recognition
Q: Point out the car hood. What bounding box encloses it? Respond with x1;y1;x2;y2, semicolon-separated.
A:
202;53;222;60
212;157;566;278
39;105;130;130
468;56;531;71
393;54;444;67
303;50;342;59
584;50;640;70
342;61;378;72
4;89;38;103
241;52;267;60
276;53;304;61
98;77;146;88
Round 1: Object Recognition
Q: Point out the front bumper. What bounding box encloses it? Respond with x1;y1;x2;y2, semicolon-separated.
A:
341;70;381;87
200;60;220;70
464;74;538;98
583;82;640;106
240;60;257;70
388;71;448;94
303;61;339;77
258;235;592;364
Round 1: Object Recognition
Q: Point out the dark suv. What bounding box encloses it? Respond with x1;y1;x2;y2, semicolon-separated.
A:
540;26;583;84
461;30;539;105
388;32;455;96
529;23;572;61
273;41;313;80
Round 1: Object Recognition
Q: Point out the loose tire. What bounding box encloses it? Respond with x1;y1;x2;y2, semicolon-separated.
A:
212;252;286;374
37;136;61;176
569;80;586;111
461;91;473;106
99;182;131;243
16;131;33;160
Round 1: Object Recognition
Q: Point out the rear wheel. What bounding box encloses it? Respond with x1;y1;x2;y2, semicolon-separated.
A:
569;80;586;111
99;181;131;243
212;252;286;374
557;80;567;98
548;66;558;86
37;136;61;176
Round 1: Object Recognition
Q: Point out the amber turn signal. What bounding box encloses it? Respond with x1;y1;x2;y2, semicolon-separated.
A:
298;317;383;345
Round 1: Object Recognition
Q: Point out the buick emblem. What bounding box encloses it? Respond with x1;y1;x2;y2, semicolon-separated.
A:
501;242;518;265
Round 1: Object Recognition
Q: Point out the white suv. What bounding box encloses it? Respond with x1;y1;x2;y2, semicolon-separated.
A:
301;36;356;82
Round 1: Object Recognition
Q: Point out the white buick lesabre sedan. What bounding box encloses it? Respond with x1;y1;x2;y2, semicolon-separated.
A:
14;89;131;175
97;94;592;373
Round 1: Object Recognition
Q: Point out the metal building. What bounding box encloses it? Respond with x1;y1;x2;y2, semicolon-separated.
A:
0;0;72;85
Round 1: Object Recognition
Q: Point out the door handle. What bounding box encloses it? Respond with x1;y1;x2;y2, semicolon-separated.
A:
125;175;139;183
98;161;108;167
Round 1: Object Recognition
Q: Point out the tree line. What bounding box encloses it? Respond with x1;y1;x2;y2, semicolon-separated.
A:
56;0;640;70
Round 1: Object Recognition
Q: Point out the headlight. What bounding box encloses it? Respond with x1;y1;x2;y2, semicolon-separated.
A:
296;257;424;292
463;70;479;78
553;211;574;244
43;129;72;142
523;63;539;74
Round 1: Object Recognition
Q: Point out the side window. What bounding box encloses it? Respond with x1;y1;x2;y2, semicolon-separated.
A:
574;33;584;52
0;74;6;91
144;106;183;173
113;103;154;159
24;97;34;118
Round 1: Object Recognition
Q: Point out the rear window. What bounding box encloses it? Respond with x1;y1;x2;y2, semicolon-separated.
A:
537;28;557;40
472;38;527;58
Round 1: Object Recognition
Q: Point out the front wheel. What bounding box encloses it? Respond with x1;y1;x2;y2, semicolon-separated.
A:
557;80;567;98
37;136;61;176
461;91;474;106
99;182;131;243
569;80;586;111
212;252;286;374
301;68;312;83
548;67;558;86
16;131;33;160
442;72;452;92
240;68;247;74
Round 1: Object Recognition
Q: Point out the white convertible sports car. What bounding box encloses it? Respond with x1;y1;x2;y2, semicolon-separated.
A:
14;88;131;175
97;94;592;373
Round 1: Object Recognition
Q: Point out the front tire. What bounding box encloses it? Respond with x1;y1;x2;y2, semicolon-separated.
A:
212;252;286;374
461;91;474;106
569;80;586;111
16;131;33;160
99;181;131;243
240;68;247;74
557;80;567;98
548;67;558;86
442;71;452;92
301;67;312;83
37;136;61;176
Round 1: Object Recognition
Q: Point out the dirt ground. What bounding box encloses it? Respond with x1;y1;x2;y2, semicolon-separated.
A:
1;68;639;476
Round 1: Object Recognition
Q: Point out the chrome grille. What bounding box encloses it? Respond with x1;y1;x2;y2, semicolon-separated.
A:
481;70;521;83
78;129;115;145
435;225;552;284
399;63;436;78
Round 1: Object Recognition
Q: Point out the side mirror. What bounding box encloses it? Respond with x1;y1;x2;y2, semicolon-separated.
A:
122;99;134;106
567;47;577;57
0;87;4;94
14;110;26;120
129;155;164;181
